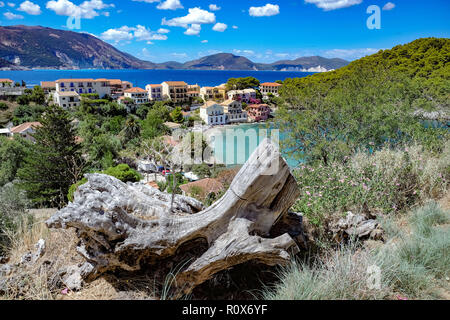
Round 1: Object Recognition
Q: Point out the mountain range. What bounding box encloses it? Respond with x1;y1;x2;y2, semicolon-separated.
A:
0;25;349;72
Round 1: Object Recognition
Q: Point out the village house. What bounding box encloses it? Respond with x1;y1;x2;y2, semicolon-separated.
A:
200;86;226;102
187;84;200;100
200;101;228;126
0;79;13;88
53;91;81;109
55;78;111;97
247;104;272;122
120;87;149;112
9;122;42;141
40;81;56;94
260;82;282;98
146;84;163;101
221;99;248;124
109;79;132;99
161;81;189;103
227;89;257;103
0;128;12;137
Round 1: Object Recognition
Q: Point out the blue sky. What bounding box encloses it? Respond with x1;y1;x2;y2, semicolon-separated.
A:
0;0;449;63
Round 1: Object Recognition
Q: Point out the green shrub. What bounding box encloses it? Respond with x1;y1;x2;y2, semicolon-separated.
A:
67;164;142;202
0;102;8;110
292;143;449;228
103;164;142;183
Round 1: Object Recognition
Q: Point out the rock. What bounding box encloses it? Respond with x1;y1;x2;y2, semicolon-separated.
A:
331;212;384;242
20;239;46;265
63;265;83;291
0;264;12;277
46;139;301;296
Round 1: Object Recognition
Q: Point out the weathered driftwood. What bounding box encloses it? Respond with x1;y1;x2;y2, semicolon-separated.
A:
46;138;300;295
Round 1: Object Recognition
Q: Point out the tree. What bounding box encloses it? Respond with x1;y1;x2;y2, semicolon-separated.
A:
17;105;86;207
0;136;31;186
226;77;260;91
121;116;141;144
171;107;184;124
30;86;46;105
141;104;171;139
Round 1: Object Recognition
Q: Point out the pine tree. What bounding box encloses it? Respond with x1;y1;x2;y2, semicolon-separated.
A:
171;107;184;124
18;105;85;208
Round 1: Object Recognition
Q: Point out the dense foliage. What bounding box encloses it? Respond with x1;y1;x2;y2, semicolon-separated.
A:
278;38;450;165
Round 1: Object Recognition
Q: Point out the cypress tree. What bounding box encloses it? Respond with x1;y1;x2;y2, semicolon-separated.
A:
18;105;85;208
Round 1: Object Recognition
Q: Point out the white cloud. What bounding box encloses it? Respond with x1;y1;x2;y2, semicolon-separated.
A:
249;3;279;17
184;23;201;35
101;26;134;42
3;11;24;19
157;28;170;34
233;49;255;56
7;2;15;7
46;0;114;19
201;40;208;43
171;52;188;59
162;7;215;28
209;4;220;11
157;0;183;10
162;7;216;36
101;25;168;43
212;22;227;32
383;2;395;10
305;0;362;11
0;2;5;7
18;1;41;15
132;0;159;3
232;25;238;29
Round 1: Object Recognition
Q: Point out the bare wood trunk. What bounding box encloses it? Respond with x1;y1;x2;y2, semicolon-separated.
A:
46;139;301;296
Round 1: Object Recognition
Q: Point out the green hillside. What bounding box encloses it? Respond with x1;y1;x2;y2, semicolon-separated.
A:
281;38;450;108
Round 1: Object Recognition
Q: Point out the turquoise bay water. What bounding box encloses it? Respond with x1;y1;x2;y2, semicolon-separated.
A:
210;123;302;169
0;69;314;88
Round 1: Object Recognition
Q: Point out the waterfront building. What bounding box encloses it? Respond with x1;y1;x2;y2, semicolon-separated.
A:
53;91;81;109
200;101;228;125
161;81;189;103
227;89;257;103
187;84;201;100
0;79;13;88
200;86;226;102
260;82;282;98
109;79;132;99
247;104;272;122
55;78;112;97
220;99;248;124
146;84;163;101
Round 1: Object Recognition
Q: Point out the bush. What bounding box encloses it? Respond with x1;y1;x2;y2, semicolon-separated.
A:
0;102;8;110
0;183;31;255
292;143;449;228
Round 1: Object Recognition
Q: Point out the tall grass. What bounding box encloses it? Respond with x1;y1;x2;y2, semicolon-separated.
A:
263;202;450;300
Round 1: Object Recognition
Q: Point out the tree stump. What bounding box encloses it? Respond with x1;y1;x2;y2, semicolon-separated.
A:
46;138;301;296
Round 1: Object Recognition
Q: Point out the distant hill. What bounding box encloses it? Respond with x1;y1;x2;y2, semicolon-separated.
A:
0;25;156;69
181;53;260;70
0;25;350;71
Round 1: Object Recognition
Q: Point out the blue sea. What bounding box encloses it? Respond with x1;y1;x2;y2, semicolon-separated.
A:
0;69;314;88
